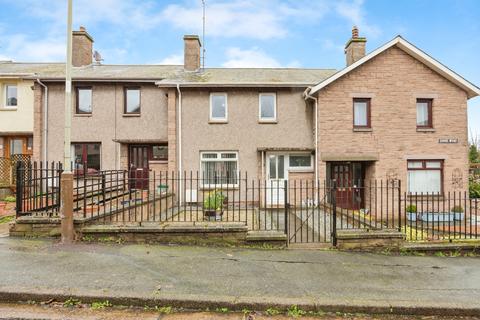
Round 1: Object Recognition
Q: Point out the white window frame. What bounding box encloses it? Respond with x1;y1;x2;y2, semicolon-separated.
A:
287;153;314;172
200;151;239;187
258;92;277;122
4;84;18;108
209;92;228;122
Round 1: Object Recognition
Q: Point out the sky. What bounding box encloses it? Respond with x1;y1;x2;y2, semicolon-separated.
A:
0;0;479;138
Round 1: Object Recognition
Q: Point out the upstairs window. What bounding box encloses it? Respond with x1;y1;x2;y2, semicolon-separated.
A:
416;98;433;128
124;87;141;114
353;98;371;128
76;87;92;114
259;93;276;122
5;84;17;107
210;93;227;122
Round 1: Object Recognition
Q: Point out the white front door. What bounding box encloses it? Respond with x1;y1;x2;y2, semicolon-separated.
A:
266;154;287;206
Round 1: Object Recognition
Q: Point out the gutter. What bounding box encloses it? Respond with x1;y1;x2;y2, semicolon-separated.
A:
36;79;48;164
303;87;319;193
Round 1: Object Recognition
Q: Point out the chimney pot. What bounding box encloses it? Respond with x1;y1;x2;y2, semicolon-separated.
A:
345;26;366;66
183;35;201;71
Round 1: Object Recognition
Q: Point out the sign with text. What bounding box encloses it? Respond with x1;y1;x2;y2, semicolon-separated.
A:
438;138;458;144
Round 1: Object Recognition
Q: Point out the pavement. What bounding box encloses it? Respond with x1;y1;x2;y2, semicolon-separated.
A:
0;237;479;316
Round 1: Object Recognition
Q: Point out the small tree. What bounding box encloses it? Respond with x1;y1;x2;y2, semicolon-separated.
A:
469;144;480;163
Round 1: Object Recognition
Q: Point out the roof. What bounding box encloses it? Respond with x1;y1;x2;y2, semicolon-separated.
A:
308;36;480;99
0;61;336;86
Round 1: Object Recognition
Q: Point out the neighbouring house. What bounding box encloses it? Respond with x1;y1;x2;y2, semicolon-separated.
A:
0;67;34;160
0;26;479;210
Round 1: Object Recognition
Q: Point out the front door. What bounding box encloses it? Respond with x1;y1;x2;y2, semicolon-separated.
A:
266;154;287;206
331;162;363;210
129;145;149;189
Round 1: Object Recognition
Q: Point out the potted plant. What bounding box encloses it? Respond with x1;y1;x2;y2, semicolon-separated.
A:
451;205;464;221
203;190;226;221
406;204;417;221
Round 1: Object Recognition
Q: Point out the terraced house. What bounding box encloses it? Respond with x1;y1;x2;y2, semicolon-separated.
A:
1;26;479;211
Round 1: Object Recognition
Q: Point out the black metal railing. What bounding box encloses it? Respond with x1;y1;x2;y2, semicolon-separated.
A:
14;162;480;244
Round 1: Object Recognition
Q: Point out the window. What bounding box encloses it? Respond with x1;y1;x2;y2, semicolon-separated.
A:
9;139;23;156
210;93;227;122
407;160;443;194
72;143;101;173
152;145;168;161
5;85;17;107
200;151;238;186
353;98;371;128
76;87;92;114
259;93;276;122
124;87;141;114
289;154;313;170
27;137;33;151
416;99;432;128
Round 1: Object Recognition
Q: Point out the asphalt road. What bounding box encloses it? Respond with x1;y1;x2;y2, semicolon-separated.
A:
0;237;479;315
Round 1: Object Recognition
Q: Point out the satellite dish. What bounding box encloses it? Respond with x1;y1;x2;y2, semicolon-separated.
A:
93;50;103;64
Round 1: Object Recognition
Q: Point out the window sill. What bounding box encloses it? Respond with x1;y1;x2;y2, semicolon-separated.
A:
123;113;141;117
201;186;239;191
149;160;168;164
208;120;228;124
74;114;92;117
406;194;444;200
353;127;372;132
288;168;314;173
0;107;17;111
416;128;435;133
258;120;278;124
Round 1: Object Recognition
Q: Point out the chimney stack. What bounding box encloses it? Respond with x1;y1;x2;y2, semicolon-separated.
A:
72;26;94;67
344;26;366;66
183;35;201;71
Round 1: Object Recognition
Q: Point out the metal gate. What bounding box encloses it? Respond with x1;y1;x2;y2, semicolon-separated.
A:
286;181;337;245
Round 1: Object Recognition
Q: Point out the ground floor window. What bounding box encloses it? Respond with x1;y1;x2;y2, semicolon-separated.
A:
407;160;443;194
72;143;101;173
288;153;313;170
200;151;238;186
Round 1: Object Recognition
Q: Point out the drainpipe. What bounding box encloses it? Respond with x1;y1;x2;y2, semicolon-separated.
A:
303;87;318;202
36;79;48;164
176;84;182;204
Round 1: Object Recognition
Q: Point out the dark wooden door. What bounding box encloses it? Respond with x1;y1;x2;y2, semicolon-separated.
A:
331;163;362;210
129;145;149;189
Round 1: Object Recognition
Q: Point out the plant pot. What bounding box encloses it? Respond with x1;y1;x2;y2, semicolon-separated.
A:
421;212;455;222
204;209;223;221
406;212;417;221
452;212;465;221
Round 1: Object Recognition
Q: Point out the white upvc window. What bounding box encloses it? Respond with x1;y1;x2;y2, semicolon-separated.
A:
200;151;238;186
259;93;276;122
407;160;443;194
288;153;313;171
5;84;17;108
209;93;227;122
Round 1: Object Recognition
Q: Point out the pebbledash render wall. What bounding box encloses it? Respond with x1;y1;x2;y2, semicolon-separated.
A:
42;82;169;169
315;46;469;192
179;87;314;179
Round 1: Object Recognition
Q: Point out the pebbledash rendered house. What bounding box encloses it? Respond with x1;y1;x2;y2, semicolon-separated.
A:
0;26;479;211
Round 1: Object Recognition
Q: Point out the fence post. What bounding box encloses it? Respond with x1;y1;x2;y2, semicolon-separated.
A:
398;180;402;232
102;173;106;203
60;171;75;243
284;180;288;243
331;179;337;247
15;161;24;218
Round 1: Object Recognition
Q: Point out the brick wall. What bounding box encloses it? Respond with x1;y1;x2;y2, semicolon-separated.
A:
316;46;469;194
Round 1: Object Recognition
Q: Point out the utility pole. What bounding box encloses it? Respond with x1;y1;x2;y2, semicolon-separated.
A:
64;0;73;172
61;0;75;244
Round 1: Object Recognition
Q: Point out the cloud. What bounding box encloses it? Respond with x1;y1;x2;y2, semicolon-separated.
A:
334;0;381;38
156;53;183;65
222;47;300;68
0;33;65;62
